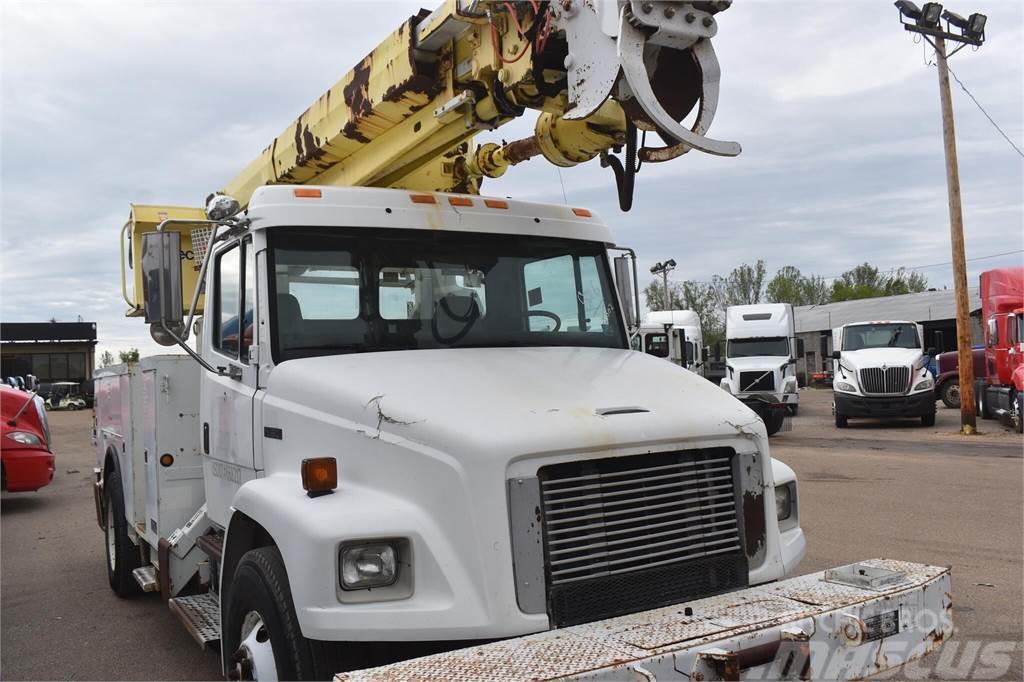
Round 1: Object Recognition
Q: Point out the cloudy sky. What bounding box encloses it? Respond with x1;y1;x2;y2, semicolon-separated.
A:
2;1;1022;359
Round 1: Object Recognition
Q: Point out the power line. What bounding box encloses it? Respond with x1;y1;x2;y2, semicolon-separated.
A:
945;64;1024;158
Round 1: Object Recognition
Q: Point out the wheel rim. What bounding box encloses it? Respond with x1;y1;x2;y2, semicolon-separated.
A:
947;384;960;405
231;611;278;681
106;498;116;571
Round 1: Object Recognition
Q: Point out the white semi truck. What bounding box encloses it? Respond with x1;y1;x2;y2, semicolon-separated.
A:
831;320;937;428
92;2;951;679
635;309;706;374
719;304;800;436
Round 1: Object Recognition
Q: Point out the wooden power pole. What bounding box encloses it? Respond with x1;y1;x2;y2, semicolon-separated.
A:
935;35;976;434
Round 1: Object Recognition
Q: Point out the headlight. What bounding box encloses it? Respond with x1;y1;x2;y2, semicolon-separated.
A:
340;543;398;590
5;431;42;446
775;484;793;521
914;378;934;391
835;381;856;393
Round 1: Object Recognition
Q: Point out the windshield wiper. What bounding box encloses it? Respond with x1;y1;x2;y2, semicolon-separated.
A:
887;327;903;347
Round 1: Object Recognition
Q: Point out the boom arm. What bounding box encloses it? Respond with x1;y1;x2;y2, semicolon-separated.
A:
220;0;740;209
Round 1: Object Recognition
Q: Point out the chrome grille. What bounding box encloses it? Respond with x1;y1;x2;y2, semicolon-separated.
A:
739;371;775;392
859;366;911;395
539;450;743;586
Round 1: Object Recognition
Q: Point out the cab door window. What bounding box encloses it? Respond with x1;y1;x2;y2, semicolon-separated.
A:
215;244;241;359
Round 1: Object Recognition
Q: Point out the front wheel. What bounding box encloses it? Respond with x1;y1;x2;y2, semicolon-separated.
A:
940;379;960;409
1013;392;1023;434
921;413;936;427
224;547;338;680
977;383;993;420
104;469;141;597
763;407;785;436
835;413;848;428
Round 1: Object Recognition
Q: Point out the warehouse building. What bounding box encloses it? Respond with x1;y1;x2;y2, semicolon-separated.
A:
793;288;981;383
0;322;98;385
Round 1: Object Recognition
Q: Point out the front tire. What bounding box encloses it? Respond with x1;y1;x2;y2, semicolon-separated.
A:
940;379;960;409
224;547;338;680
104;469;141;597
921;413;936;427
763;408;785;436
1013;392;1023;434
835;413;848;428
977;384;993;420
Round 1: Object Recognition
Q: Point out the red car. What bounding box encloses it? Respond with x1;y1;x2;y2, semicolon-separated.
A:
2;385;55;492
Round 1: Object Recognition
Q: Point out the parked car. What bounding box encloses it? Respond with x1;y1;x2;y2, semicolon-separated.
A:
1;385;55;492
934;346;985;409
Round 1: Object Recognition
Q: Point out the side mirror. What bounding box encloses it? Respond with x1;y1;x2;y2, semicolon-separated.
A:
702;346;710;362
613;255;636;329
714;342;722;362
788;357;798;365
831;350;841;360
926;347;937;357
141;231;184;343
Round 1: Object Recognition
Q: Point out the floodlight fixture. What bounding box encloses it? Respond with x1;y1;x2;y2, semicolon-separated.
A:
966;12;986;39
895;0;922;20
941;9;968;29
918;2;944;28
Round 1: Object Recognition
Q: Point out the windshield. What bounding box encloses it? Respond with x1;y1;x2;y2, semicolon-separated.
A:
268;227;625;361
727;337;789;358
842;323;920;350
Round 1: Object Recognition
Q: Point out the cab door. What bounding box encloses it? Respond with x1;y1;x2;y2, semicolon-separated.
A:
200;237;259;527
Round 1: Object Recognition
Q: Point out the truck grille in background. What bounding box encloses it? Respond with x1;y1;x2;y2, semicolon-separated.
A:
859;366;911;395
739;371;775;392
538;449;747;627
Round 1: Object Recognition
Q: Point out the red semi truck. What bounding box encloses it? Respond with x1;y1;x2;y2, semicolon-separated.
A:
975;266;1024;433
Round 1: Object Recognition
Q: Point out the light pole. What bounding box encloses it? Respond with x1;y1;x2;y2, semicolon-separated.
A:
650;259;676;311
895;1;987;435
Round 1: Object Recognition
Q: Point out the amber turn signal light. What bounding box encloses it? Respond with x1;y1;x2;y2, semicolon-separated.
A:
301;457;338;497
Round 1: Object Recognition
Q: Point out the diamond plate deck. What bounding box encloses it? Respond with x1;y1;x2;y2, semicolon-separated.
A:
168;592;220;648
335;559;952;682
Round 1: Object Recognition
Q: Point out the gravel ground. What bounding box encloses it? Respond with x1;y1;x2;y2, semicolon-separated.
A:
2;389;1020;680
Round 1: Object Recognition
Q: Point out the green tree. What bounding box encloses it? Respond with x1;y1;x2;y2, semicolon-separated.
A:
714;260;766;307
118;348;140;364
99;350;115;368
831;263;929;301
643;279;685;312
766;266;831;306
679;280;725;347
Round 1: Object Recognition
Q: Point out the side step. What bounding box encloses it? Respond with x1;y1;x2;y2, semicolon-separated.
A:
168;592;221;648
132;566;159;593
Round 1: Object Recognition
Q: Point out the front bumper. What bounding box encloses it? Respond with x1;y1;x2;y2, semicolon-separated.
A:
337;559;952;681
835;391;935;418
1;448;55;492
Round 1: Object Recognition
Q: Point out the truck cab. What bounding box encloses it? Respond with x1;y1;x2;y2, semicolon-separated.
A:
831;320;937;428
634;310;705;375
719;304;799;435
975;267;1024;431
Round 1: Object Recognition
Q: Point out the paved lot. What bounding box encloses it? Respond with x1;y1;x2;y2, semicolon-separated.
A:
2;390;1021;680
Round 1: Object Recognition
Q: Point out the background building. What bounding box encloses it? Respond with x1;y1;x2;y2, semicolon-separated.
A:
0;322;98;384
793;288;982;383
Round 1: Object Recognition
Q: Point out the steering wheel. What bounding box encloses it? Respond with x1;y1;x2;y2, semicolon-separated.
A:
526;310;561;332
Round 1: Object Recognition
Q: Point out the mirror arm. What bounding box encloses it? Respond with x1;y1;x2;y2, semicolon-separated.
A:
158;320;230;377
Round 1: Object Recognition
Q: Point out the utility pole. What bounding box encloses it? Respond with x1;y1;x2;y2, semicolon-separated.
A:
650;259;677;311
894;1;987;435
935;35;976;433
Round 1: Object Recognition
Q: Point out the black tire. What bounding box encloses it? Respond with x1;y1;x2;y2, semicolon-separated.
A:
977;384;993;420
763;408;785;436
921;413;936;427
104;469;141;597
787;404;799;417
224;546;338;680
835;413;848;428
940;379;960;410
1014;392;1023;435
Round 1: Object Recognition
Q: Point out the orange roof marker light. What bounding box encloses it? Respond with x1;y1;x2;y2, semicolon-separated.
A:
448;197;473;207
572;208;593;218
410;194;437;205
294;188;322;198
484;199;509;209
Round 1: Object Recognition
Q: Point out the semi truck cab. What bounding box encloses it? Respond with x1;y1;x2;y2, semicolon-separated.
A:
635;309;705;374
719;304;799;436
831;320;937;428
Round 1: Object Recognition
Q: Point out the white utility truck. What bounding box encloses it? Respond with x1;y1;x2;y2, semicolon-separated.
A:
831;320;937;428
635;309;706;374
93;2;951;679
719;304;800;436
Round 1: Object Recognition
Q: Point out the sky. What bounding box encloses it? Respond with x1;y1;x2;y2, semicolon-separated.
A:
1;0;1022;360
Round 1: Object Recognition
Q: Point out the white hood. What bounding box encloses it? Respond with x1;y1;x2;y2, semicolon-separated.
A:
265;346;761;461
838;347;922;370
